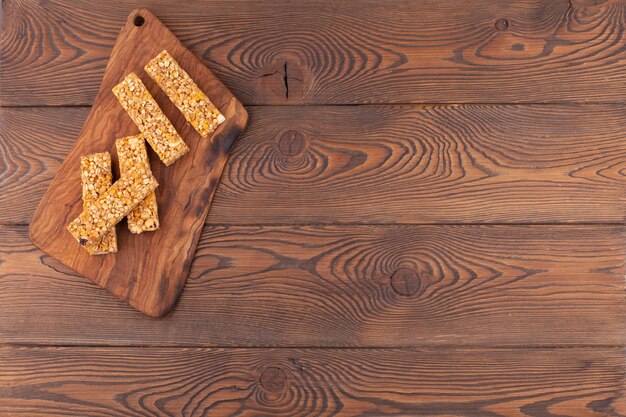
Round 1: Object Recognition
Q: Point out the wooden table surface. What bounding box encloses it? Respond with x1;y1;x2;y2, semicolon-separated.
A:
1;1;625;416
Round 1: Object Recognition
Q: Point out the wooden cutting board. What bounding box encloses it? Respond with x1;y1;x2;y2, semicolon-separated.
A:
28;8;248;317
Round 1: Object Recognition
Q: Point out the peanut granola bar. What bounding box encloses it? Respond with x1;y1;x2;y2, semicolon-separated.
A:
112;72;189;166
67;167;158;247
145;50;225;138
80;152;117;255
116;135;159;234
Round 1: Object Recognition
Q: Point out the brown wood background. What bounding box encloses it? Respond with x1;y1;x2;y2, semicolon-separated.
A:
1;0;625;415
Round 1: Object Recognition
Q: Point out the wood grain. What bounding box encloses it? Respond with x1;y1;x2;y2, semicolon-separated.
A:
1;346;624;417
3;104;625;225
2;0;626;105
0;107;78;224
27;9;248;317
2;224;623;346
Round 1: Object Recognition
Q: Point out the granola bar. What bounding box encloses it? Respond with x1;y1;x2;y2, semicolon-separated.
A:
80;152;117;255
145;50;225;138
112;72;189;166
115;135;159;234
67;167;158;247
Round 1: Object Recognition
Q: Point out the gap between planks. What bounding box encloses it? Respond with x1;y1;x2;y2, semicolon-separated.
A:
2;102;626;109
4;222;626;226
2;342;626;350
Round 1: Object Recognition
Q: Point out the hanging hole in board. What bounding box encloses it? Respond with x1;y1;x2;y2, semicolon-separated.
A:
134;15;145;27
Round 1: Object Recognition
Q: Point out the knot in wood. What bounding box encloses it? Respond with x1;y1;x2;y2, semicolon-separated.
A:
391;268;420;296
260;367;288;393
277;130;307;158
495;18;509;31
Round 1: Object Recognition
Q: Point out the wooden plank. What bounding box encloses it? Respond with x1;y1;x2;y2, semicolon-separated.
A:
2;105;625;225
1;346;624;417
1;224;623;347
2;0;625;106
